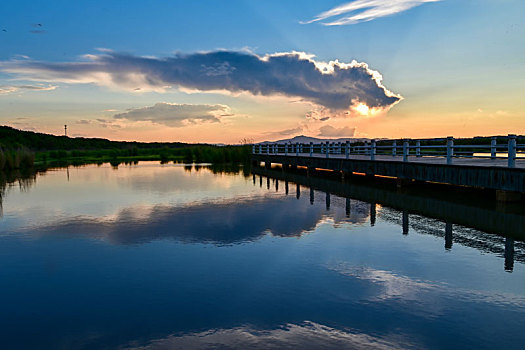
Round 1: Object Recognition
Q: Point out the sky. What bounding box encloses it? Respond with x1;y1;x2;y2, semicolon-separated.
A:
0;0;523;143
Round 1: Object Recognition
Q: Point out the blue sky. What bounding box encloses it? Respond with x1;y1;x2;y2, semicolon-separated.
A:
0;0;523;142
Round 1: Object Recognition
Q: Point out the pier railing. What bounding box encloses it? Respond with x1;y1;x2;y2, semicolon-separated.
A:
252;134;523;168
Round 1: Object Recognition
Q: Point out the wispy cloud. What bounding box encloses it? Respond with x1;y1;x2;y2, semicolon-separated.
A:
262;126;304;139
303;0;441;26
0;50;401;112
113;103;231;127
0;84;56;94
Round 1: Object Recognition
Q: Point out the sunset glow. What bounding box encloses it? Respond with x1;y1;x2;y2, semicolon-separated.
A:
0;0;523;142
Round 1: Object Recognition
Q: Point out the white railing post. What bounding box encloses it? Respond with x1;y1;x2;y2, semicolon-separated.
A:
345;141;350;159
266;144;269;154
416;140;421;157
508;134;516;168
392;140;397;157
446;136;454;165
285;143;288;156
295;142;299;156
326;142;329;158
310;142;313;157
252;144;255;153
491;137;497;159
403;140;409;162
371;139;376;161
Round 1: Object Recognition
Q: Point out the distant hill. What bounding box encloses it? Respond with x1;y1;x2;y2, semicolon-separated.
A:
258;135;371;144
0;125;189;150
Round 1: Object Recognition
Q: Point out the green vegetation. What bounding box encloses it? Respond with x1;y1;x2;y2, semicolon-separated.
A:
0;126;251;170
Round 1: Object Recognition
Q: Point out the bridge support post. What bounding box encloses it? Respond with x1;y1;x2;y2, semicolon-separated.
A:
447;136;454;165
491;137;497;159
508;134;516;168
403;140;409;162
371;139;376;161
345;141;350;159
392;140;397;157
310;142;313;157
370;203;376;226
445;222;453;250
416;140;421;157
505;237;515;272
402;211;409;235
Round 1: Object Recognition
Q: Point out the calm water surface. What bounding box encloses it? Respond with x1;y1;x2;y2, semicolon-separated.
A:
1;162;525;349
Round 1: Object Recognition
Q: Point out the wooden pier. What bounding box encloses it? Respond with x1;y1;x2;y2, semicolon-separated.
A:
251;135;525;199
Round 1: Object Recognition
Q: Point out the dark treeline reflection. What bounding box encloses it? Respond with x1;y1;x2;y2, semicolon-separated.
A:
0;169;38;218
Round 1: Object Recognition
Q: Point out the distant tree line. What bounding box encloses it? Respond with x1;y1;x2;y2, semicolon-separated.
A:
0;126;251;170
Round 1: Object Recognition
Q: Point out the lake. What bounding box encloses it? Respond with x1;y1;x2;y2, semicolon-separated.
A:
1;161;525;349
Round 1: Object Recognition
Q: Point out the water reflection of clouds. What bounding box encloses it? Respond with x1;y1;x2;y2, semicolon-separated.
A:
0;163;267;230
17;195;371;245
125;321;416;350
328;263;525;314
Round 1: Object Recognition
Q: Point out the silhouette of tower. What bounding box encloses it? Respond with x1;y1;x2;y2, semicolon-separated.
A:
64;124;67;137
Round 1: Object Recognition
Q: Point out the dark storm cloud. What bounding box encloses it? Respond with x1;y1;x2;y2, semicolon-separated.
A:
0;50;401;111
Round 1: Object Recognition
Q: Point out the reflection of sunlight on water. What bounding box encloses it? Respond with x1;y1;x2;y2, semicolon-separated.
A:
125;321;415;350
473;153;525;158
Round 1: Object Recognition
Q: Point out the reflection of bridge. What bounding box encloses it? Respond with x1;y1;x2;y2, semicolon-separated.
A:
252;166;525;272
252;135;525;199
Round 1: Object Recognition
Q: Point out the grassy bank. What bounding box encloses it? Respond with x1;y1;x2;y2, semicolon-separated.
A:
0;147;35;171
33;145;251;166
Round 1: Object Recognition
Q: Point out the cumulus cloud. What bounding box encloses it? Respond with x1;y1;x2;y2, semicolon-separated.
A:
303;0;441;26
0;50;401;112
0;84;56;94
318;125;356;137
113;103;230;127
